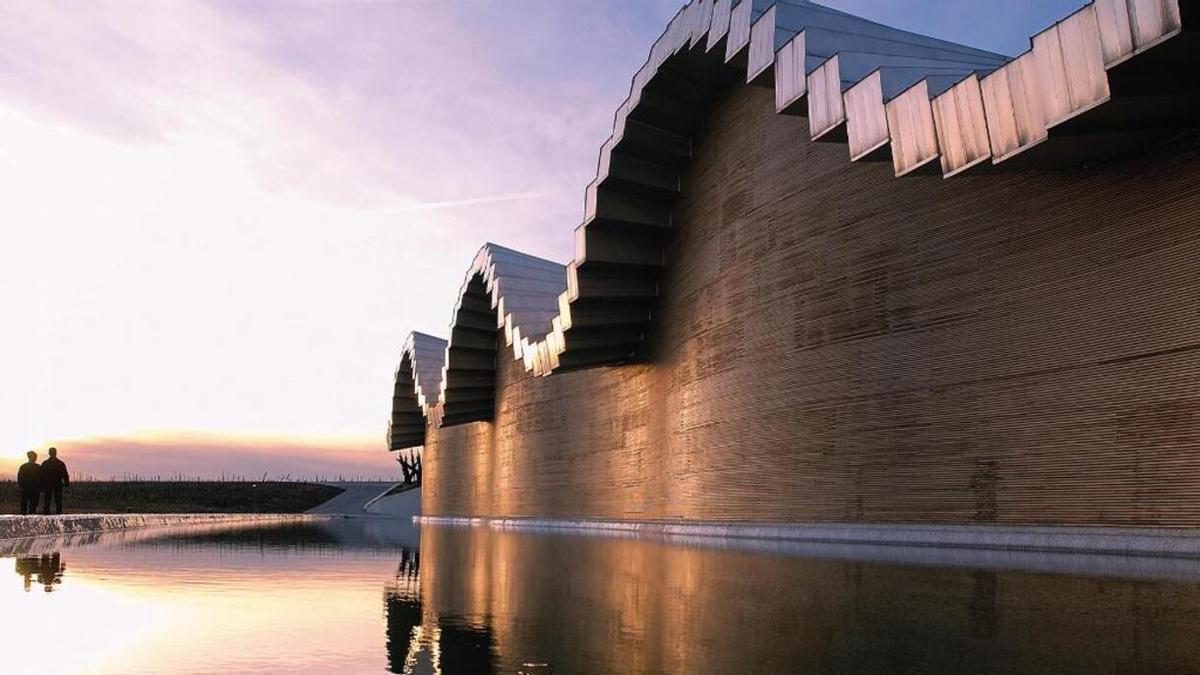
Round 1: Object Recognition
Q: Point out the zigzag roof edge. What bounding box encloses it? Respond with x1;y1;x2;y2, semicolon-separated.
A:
391;0;1194;443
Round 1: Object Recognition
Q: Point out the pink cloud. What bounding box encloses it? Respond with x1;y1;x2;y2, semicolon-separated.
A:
4;431;400;482
0;0;685;250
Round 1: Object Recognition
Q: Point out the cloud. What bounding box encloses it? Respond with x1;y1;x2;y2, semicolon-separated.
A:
0;0;682;470
1;431;399;481
7;1;1089;481
0;0;684;239
385;190;552;214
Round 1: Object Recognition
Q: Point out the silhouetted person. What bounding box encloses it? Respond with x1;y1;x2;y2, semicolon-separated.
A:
14;553;65;593
35;553;65;593
17;451;41;515
41;446;69;515
15;556;37;592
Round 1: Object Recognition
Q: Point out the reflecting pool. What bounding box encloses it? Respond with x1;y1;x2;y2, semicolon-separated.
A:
4;518;1200;674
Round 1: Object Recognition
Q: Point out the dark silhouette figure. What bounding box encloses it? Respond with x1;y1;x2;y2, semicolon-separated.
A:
40;446;70;515
16;451;41;515
15;553;65;593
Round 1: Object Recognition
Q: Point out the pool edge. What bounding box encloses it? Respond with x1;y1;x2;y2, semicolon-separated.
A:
412;516;1200;559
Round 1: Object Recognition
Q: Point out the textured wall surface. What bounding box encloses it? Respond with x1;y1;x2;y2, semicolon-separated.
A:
423;85;1200;526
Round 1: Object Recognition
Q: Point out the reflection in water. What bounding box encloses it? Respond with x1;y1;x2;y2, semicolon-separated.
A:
969;570;997;638
386;548;424;673
144;522;344;549
0;519;419;675
438;619;497;675
15;553;65;593
385;544;499;675
3;519;1200;674
413;525;1200;675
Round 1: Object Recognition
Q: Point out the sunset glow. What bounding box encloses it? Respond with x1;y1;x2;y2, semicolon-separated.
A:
0;0;1083;476
4;2;1183;674
0;543;400;675
0;573;182;675
0;430;394;480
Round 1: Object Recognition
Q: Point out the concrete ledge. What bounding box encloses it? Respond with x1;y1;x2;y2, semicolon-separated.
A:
364;487;421;517
0;514;312;542
414;516;1200;559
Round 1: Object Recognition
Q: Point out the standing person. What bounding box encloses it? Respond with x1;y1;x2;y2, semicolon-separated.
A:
16;451;41;516
41;447;69;515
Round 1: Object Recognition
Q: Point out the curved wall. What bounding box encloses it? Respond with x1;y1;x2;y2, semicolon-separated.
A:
424;84;1200;526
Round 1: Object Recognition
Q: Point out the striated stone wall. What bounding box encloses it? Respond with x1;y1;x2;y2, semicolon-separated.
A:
423;85;1200;526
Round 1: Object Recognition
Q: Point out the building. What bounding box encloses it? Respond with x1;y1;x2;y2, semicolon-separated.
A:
389;0;1200;532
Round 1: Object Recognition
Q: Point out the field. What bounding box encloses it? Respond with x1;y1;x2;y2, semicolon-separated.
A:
0;481;343;514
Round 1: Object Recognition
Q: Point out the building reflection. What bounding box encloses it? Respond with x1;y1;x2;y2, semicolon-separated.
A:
15;553;65;593
394;525;1200;674
147;522;344;549
385;548;423;673
385;544;498;675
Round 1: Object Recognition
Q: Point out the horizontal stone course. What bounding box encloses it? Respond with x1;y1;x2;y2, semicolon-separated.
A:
416;516;1200;559
0;513;312;542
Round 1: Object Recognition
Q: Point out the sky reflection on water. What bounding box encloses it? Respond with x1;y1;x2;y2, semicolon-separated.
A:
3;519;1200;674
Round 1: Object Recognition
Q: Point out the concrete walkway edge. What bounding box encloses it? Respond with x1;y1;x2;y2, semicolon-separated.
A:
0;513;313;542
414;516;1200;559
307;482;395;515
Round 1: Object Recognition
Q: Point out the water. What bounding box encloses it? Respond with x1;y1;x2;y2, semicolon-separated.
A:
4;518;1200;674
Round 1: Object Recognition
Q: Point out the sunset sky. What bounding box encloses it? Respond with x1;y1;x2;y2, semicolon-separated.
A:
0;0;1085;480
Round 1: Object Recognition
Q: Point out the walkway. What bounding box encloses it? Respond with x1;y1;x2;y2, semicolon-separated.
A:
306;482;395;515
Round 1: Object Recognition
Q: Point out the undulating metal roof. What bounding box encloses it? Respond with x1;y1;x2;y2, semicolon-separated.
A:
389;0;1196;450
388;332;446;450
